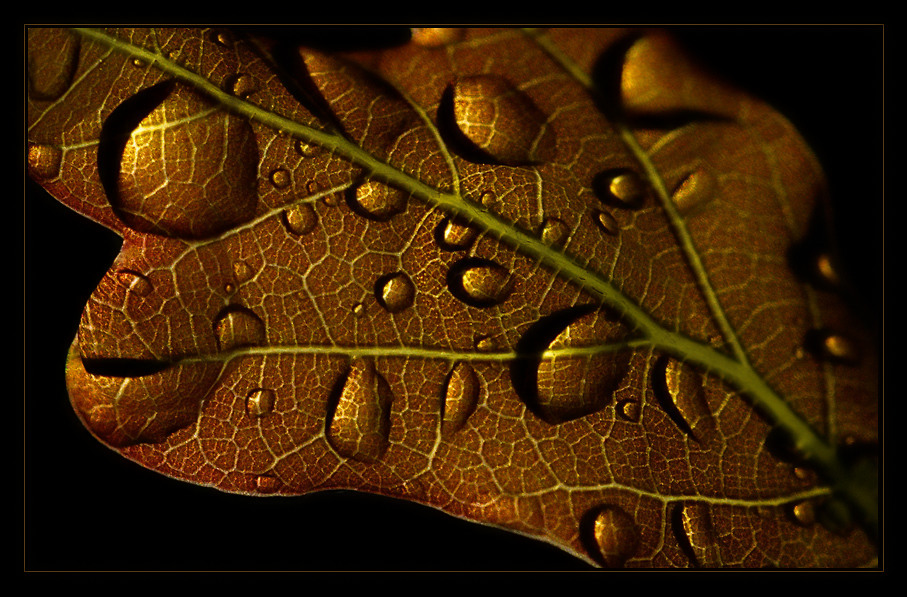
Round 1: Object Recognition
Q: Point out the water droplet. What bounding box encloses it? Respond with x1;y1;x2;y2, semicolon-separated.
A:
789;500;816;527
672;168;716;216
115;270;153;297
270;167;291;189
807;329;861;365
475;335;501;352
674;502;721;568
435;217;478;251
527;308;632;423
352;302;366;317
233;260;253;283
594;209;620;235
375;272;415;313
478;190;496;208
211;29;233;47
294;139;320;157
349;180;408;221
793;466;814;482
27;143;62;180
283;203;318;236
540;217;570;246
653;355;715;442
327;359;393;463
411;27;463;47
617;399;641;422
255;474;280;493
230;73;259;98
447;258;513;308
816;253;840;285
585;505;640;568
224;282;236;294
213;305;266;351
132;58;146;68
27;28;80;101
320;191;342;206
246;388;275;417
441;362;481;437
449;75;556;165
593;169;647;209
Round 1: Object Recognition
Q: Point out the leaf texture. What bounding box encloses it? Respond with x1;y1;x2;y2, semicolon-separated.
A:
25;26;880;569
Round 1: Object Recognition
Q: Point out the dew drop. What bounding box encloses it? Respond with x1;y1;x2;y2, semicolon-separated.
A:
233;260;253;283
411;27;463;47
593;169;647;209
816;253;840;286
593;209;620;235
246;388;276;417
352;302;366;317
789;500;816;527
230;73;259;98
211;29;234;48
132;58;146;68
435;217;478;251
270;167;291;189
441;362;481;437
283;203;318;236
807;329;861;365
617;399;641;422
475;335;501;352
27;143;63;180
653;355;715;442
449;75;556;165
224;283;236;294
674;502;721;568
584;505;640;568
115;269;153;297
540;217;570;246
349;180;408;221
793;466;815;482
327;359;393;463
294;138;320;157
375;272;416;313
27;28;80;101
255;474;281;494
447;258;513;308
478;190;496;208
213;305;266;351
672;168;717;216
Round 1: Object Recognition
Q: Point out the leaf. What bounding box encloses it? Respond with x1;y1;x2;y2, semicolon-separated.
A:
26;26;880;569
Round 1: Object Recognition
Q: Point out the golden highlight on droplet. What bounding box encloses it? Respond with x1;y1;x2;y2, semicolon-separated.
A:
594;209;619;235
375;272;415;313
246;388;276;417
270;167;291;189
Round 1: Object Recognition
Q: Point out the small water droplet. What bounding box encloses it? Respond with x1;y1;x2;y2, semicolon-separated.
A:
233;260;253;283
816;253;840;285
283;203;318;236
653;356;715;442
352;302;366;317
213;305;266;351
327;359;393;463
246;388;276;417
441;362;481;437
255;474;280;494
115;270;153;297
449;75;556;165
211;29;233;47
349;180;408;221
224;282;236;294
230;73;259;98
674;502;721;568
478;190;496;208
793;466;814;482
132;58;146;68
594;209;620;235
27;143;63;180
617;399;641;422
375;272;415;313
294;139;320;157
593;169;647;209
411;27;463;47
672;168;716;216
435;217;478;251
270;167;291;189
27;28;80;101
807;329;861;364
585;505;640;568
447;258;513;308
540;217;570;246
789;500;816;527
474;335;501;352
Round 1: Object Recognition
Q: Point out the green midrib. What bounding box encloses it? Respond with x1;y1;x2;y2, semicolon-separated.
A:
69;27;875;535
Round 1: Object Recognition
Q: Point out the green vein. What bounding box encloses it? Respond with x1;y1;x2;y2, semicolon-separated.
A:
70;27;875;537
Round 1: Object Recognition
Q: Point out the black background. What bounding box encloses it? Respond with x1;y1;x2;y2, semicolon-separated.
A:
24;26;884;572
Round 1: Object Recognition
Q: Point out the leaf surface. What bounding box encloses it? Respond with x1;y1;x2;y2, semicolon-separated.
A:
26;26;879;569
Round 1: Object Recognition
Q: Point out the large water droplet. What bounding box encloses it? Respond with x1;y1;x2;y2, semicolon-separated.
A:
652;355;715;442
441;362;480;437
448;75;556;165
283;203;318;236
115;269;153;297
213;305;266;351
246;388;276;417
583;505;641;568
513;306;632;424
349;180;408;221
327;359;393;463
27;143;63;180
435;217;478;251
375;272;416;313
672;167;716;216
27;28;80;101
593;169;647;209
447;258;513;308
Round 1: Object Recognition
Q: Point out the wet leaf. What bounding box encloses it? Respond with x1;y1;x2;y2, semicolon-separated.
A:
26;26;880;569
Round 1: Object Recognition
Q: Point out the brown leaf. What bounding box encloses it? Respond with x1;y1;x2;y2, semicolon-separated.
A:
26;26;880;569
